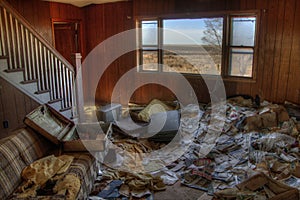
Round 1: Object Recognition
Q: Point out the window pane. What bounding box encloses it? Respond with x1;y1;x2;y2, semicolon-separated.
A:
142;51;158;71
231;17;256;46
142;20;158;46
163;48;221;74
229;48;253;77
163;18;223;46
163;18;223;74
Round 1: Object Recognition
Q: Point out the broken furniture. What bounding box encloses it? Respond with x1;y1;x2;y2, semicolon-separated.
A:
213;172;299;200
24;104;106;152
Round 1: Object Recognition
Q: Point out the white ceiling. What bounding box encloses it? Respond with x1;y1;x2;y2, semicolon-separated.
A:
45;0;126;7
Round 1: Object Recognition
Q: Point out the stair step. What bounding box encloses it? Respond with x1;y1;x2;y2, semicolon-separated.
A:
35;89;51;94
5;68;24;73
60;106;72;112
48;98;63;104
21;79;38;84
60;109;73;120
71;114;79;120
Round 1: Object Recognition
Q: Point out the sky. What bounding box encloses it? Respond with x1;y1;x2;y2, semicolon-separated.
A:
142;17;255;46
142;18;218;45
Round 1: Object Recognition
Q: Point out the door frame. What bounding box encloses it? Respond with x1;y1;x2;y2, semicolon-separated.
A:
51;18;84;62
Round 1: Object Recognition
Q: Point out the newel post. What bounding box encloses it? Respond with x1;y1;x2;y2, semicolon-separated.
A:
71;53;85;122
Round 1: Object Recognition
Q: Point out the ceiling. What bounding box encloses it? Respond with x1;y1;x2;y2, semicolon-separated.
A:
44;0;126;7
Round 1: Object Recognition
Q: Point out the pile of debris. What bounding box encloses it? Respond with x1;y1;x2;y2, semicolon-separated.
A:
89;97;300;200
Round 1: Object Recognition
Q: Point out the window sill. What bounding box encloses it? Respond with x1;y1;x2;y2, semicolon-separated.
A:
137;71;256;83
183;74;256;83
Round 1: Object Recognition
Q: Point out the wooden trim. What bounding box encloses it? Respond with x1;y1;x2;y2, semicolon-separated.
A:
136;10;260;82
134;9;260;20
60;106;72;112
20;79;38;84
4;68;24;73
48;98;62;104
51;18;83;56
34;89;51;94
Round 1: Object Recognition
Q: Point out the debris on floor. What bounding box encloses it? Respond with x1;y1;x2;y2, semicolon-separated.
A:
89;96;300;200
213;172;299;200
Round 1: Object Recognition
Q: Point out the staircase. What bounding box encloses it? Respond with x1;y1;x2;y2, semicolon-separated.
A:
0;0;77;119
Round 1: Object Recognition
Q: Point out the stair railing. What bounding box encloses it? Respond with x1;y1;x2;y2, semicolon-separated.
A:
0;0;76;116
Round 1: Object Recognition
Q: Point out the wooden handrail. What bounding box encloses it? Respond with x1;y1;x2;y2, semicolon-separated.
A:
0;0;74;73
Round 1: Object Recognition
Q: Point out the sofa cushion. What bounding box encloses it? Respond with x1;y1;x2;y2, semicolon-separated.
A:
0;128;54;199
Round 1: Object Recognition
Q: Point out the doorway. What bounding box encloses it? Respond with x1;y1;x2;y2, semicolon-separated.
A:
52;19;82;64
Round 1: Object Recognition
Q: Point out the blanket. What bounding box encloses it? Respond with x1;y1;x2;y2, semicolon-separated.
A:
15;154;80;199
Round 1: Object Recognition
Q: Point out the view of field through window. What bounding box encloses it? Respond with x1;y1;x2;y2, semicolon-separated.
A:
140;16;256;77
141;18;223;75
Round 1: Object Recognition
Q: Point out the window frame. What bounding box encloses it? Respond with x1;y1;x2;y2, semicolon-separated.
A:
223;12;260;81
136;10;260;82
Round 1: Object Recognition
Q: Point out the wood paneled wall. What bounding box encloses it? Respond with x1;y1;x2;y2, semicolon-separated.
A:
6;0;84;53
2;0;300;112
85;0;300;105
132;0;300;104
49;2;85;57
6;0;53;43
83;2;136;105
0;78;39;138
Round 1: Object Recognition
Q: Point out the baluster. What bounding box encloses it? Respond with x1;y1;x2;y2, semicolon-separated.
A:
50;54;57;101
20;24;28;80
65;67;70;108
38;42;45;91
56;59;63;99
8;13;17;69
61;63;67;109
3;9;12;69
38;41;44;91
34;37;41;91
30;33;37;80
23;27;31;81
0;7;5;57
44;49;52;99
14;17;21;70
70;72;75;115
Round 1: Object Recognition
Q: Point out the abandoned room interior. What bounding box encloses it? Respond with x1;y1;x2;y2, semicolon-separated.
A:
0;0;300;199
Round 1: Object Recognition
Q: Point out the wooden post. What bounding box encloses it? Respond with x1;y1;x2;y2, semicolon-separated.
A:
71;53;85;122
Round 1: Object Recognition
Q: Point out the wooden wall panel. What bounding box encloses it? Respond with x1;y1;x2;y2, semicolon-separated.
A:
0;78;39;139
286;0;300;103
275;0;296;103
250;0;267;98
83;1;135;105
126;0;300;104
6;0;53;43
49;2;83;20
3;0;300;108
80;0;300;105
6;0;85;51
49;2;85;57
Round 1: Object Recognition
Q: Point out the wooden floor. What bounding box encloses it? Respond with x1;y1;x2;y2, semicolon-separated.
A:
154;181;207;200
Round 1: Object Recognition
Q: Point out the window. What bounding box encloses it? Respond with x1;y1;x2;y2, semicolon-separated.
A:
140;20;159;71
137;12;258;80
228;16;256;77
